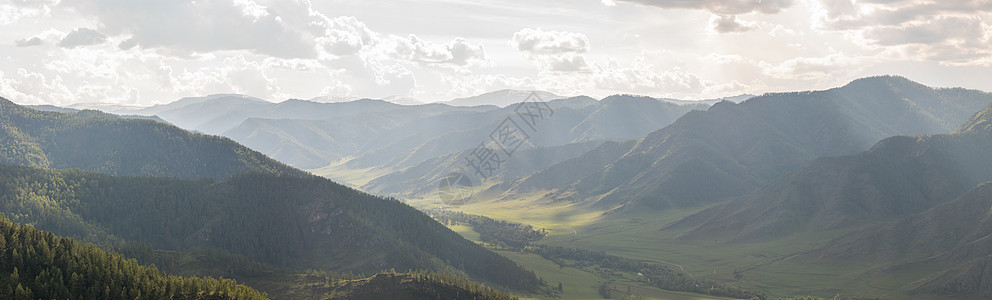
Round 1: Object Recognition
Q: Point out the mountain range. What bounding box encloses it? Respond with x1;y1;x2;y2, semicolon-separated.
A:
488;76;992;212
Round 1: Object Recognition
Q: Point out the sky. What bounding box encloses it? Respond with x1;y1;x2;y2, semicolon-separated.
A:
1;0;990;106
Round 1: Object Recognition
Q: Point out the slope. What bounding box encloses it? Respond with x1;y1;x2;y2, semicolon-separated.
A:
0;216;267;299
673;102;992;242
0;97;301;179
787;180;992;299
0;164;541;292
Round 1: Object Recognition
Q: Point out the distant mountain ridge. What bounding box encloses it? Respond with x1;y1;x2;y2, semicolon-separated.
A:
444;90;563;107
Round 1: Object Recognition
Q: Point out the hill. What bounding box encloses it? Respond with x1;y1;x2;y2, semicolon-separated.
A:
0;97;301;179
493;76;992;211
0;216;267;299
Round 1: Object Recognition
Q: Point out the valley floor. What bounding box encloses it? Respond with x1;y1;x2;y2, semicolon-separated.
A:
409;191;951;300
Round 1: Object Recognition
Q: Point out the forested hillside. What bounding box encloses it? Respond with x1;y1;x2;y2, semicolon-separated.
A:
0;97;301;179
0;216;267;299
0;164;540;292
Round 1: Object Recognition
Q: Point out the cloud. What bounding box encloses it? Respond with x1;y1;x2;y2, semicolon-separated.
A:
862;17;985;46
389;35;487;67
0;68;75;105
710;15;759;33
15;37;43;47
612;0;794;15
512;28;591;72
513;28;590;55
63;0;322;58
761;52;864;80
592;62;706;93
811;0;992;65
58;28;108;48
317;16;378;57
0;0;57;25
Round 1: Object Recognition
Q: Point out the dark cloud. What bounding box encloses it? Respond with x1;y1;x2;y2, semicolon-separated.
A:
15;36;43;47
615;0;794;14
58;28;107;48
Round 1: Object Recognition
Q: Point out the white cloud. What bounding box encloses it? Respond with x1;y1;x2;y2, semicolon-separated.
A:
0;0;57;25
513;28;590;55
613;0;794;14
316;16;378;57
811;0;992;66
760;52;864;80
0;68;75;105
64;0;322;58
710;15;759;33
512;28;591;72
592;61;706;94
58;28;107;48
15;36;42;47
389;35;487;67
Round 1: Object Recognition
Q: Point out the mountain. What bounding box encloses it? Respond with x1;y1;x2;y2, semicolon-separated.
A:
671;102;992;242
224;102;498;169
126;94;275;135
0;97;301;179
444;90;563;107
0;216;266;299
493;76;992;211
333;95;707;196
